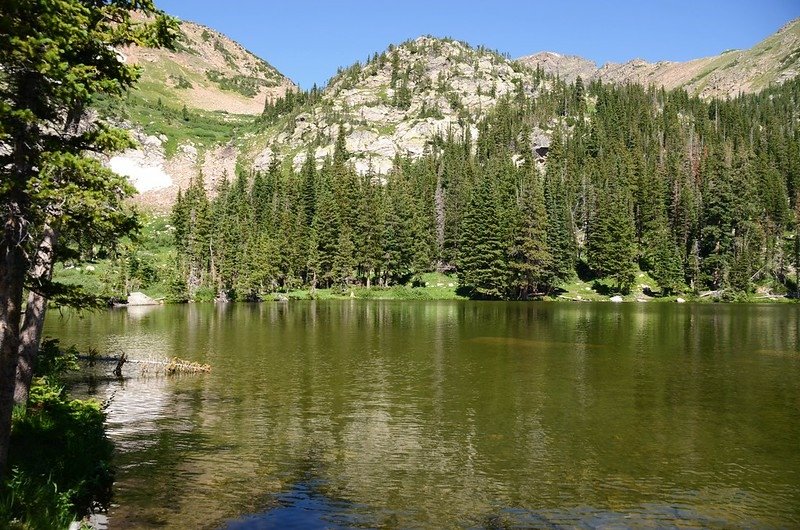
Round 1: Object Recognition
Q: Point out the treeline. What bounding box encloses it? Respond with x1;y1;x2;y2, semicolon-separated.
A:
172;75;800;300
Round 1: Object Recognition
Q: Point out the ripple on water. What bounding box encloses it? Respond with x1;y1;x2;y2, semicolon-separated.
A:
46;302;800;528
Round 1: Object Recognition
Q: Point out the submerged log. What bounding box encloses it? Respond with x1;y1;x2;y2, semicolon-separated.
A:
78;354;211;375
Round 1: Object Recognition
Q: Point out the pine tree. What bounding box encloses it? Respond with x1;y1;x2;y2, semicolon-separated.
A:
699;148;735;289
312;169;341;287
458;175;508;299
649;220;684;294
543;133;576;283
332;224;356;291
587;163;637;293
507;164;552;297
382;167;417;285
354;173;386;287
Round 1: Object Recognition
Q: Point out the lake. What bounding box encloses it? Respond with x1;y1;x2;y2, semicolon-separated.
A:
46;301;800;528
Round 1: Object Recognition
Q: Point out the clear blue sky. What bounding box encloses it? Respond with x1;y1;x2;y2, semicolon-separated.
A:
156;0;800;89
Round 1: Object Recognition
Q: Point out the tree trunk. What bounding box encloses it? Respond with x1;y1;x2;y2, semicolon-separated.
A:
14;225;58;405
434;164;446;266
0;217;27;478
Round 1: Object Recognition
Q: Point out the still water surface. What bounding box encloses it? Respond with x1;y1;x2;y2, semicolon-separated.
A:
46;301;800;528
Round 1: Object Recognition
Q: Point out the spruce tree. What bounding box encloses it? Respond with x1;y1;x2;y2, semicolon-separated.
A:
458;175;507;299
543;133;576;283
587;164;637;293
507;164;552;297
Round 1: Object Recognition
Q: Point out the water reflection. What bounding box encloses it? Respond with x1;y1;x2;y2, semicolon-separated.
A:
46;302;800;528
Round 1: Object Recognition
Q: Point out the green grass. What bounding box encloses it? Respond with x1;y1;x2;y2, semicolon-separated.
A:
280;273;465;301
93;57;257;158
98;90;253;157
53;214;177;302
552;269;665;302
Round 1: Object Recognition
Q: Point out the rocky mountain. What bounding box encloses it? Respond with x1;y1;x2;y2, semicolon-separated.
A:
249;36;546;175
120;17;295;114
518;18;800;99
108;16;800;210
105;18;296;209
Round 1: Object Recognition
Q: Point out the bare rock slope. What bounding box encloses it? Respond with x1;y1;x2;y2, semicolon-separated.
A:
251;36;547;175
121;18;295;115
518;18;800;99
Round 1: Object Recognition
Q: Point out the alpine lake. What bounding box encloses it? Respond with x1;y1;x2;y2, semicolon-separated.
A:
46;301;800;529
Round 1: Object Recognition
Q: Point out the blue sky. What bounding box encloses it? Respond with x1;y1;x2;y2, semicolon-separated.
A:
156;0;800;89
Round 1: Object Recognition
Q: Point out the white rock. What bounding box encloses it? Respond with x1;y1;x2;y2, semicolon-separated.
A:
353;157;385;176
143;135;162;148
368;136;397;159
127;292;158;306
178;143;198;161
676;297;686;303
610;295;623;303
347;129;379;152
253;148;273;171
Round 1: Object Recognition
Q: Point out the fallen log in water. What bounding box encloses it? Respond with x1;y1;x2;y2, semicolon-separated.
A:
78;354;211;375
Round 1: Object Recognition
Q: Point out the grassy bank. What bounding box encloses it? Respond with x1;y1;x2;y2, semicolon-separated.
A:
280;272;465;301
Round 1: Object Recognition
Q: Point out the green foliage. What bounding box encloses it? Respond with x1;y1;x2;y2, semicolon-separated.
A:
54;214;177;301
213;38;238;68
172;74;193;89
205;70;265;98
587;161;638;293
0;469;75;530
458;173;508;299
1;340;113;528
261;86;323;124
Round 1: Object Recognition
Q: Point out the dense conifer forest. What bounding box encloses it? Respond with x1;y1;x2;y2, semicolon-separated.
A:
170;70;800;301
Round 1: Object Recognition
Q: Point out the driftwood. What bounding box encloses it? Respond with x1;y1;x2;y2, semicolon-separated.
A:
113;352;127;377
755;294;786;300
78;354;211;375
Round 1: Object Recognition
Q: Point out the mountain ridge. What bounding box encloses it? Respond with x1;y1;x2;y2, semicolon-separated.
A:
517;18;800;98
107;15;800;210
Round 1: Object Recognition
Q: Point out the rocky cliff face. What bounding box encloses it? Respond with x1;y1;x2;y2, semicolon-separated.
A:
250;36;546;175
518;18;800;99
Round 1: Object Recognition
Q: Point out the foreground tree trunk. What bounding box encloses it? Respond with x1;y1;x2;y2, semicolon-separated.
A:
0;216;28;478
14;225;58;405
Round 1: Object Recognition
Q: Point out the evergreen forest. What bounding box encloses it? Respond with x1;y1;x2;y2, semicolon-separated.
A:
171;71;800;301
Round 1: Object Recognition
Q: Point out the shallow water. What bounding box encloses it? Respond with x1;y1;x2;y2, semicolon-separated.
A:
46;301;800;528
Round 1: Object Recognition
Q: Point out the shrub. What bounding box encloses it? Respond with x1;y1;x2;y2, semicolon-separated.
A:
0;340;114;528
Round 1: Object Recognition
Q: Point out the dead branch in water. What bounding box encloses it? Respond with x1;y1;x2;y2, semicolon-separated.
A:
78;354;211;375
113;352;127;377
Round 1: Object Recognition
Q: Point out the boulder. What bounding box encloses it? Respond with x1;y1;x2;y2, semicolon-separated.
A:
676;297;686;303
610;295;623;303
127;292;158;306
